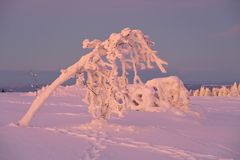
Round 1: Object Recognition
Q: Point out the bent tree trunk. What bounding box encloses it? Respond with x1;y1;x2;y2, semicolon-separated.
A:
18;57;87;127
18;28;169;127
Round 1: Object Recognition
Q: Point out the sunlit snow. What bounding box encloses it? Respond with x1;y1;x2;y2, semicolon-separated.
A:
1;92;239;160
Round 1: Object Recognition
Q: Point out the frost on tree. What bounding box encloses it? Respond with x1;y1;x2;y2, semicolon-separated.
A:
199;87;205;97
212;88;219;96
193;89;199;96
230;82;239;96
145;76;189;111
18;28;189;127
81;75;190;114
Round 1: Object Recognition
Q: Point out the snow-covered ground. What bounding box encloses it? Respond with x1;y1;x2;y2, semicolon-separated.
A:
0;92;240;160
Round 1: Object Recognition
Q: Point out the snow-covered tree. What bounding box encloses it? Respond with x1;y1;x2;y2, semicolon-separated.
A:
75;73;85;87
188;90;193;96
199;86;205;96
193;89;199;96
30;71;39;96
212;88;219;96
18;28;189;127
229;82;239;96
218;86;229;96
204;88;211;96
238;83;240;93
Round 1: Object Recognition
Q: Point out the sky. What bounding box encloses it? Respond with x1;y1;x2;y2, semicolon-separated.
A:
0;0;240;85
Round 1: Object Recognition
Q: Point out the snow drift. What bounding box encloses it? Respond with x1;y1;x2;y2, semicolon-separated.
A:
128;76;189;112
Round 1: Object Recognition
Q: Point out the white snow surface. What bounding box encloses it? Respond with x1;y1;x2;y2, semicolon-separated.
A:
1;92;240;160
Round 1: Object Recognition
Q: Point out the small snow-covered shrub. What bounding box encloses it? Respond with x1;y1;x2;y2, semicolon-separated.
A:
229;82;239;97
212;88;219;96
193;89;199;96
145;76;189;112
238;83;240;93
128;76;189;112
127;84;167;112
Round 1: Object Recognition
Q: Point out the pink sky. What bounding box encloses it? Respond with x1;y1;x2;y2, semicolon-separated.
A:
0;0;239;83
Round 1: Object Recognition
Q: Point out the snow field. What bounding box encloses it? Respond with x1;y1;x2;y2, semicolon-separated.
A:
0;93;240;160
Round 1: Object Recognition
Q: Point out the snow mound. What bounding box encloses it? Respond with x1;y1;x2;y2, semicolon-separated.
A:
75;119;136;133
128;76;189;113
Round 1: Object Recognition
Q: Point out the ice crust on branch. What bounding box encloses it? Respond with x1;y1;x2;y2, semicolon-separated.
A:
18;28;188;127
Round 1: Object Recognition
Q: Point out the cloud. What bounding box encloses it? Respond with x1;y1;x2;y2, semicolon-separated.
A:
217;24;240;37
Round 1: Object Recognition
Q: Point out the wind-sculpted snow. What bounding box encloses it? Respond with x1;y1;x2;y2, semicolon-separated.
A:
1;93;239;160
